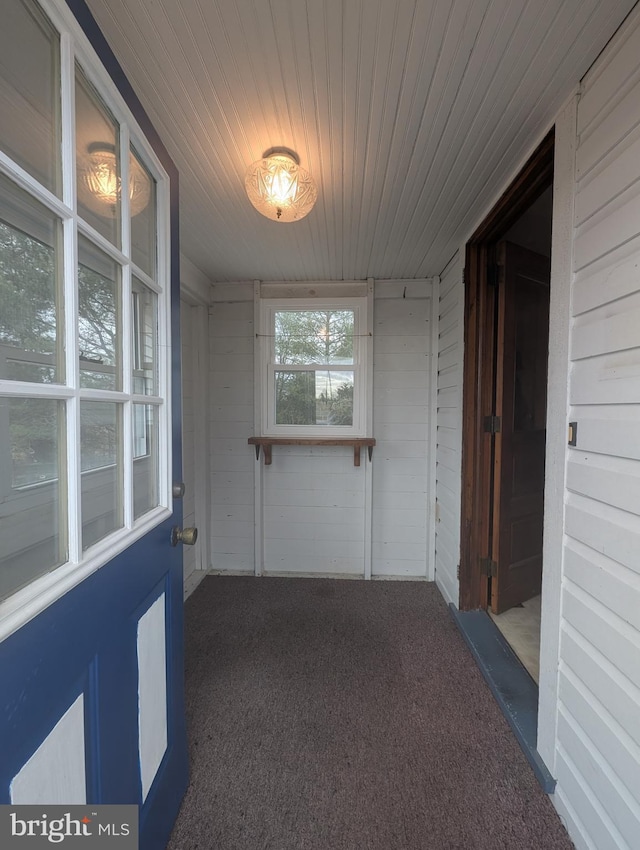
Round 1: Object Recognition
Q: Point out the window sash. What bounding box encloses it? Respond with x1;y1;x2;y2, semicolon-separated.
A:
0;0;171;626
261;298;368;437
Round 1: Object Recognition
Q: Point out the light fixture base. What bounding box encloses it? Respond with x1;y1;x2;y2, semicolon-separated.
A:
261;146;300;165
245;147;317;223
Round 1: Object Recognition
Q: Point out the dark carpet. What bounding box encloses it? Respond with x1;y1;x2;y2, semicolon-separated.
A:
167;576;573;850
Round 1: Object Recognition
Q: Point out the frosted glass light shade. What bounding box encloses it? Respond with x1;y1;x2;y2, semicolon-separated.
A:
245;152;317;222
78;144;151;217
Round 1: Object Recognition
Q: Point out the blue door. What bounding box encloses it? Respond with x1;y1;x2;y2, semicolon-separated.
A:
0;1;188;847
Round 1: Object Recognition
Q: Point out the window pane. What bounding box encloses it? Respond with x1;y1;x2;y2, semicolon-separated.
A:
133;404;159;518
0;175;62;383
274;310;354;365
76;67;121;247
78;236;120;390
0;0;60;194
275;370;354;426
130;147;156;277
132;277;158;395
0;398;67;601
81;401;122;549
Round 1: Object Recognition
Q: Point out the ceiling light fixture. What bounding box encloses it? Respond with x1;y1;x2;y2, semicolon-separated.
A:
245;147;317;222
78;143;151;217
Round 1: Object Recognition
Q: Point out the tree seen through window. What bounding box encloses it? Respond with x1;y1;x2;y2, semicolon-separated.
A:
274;310;354;426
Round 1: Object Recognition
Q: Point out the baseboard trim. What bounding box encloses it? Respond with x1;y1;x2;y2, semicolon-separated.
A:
183;569;208;600
204;571;431;582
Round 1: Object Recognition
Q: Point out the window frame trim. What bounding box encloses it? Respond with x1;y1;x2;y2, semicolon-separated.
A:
259;296;370;438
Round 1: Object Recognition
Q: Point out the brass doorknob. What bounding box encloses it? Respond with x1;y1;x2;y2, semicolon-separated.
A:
170;526;198;547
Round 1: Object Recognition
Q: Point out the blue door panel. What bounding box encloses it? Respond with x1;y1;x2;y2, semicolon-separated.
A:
91;622;143;805
0;516;188;787
0;520;189;845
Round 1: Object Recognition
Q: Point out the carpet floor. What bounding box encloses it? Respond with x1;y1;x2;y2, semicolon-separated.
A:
167;576;574;850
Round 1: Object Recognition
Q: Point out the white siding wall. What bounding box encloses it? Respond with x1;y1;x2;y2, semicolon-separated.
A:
181;256;213;598
264;447;366;575
428;56;640;846
434;253;463;605
180;301;197;591
209;284;255;572
180;294;211;597
209;280;435;578
372;282;432;577
551;8;640;848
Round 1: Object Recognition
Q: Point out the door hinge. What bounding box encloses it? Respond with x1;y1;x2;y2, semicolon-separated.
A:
480;557;497;578
483;415;501;434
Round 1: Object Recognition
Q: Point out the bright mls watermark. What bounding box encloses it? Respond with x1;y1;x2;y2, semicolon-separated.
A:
0;806;138;848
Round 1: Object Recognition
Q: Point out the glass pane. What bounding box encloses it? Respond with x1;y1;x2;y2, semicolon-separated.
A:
130;147;156;277
275;370;354;426
274;310;354;365
0;174;62;383
133;404;159;518
78;236;120;390
0;0;60;194
132;278;158;395
81;401;122;549
76;67;120;247
0;398;67;601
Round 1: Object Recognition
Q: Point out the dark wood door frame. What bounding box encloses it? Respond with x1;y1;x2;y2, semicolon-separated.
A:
459;129;554;611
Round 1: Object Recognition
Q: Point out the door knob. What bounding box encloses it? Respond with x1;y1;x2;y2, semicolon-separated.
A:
170;526;198;547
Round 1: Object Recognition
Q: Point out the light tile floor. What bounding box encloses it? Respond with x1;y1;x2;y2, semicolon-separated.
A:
489;595;541;683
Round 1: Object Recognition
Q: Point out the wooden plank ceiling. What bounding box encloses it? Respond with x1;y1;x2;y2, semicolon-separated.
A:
85;0;636;283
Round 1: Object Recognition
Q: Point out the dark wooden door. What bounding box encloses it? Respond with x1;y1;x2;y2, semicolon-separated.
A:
491;242;550;614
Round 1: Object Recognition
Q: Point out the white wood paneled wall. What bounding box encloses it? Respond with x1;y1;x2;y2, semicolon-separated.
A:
551;7;640;849
181;301;198;592
209;280;436;579
434;253;464;605
181;295;212;598
209;284;256;572
372;281;434;578
263;447;367;575
181;257;214;597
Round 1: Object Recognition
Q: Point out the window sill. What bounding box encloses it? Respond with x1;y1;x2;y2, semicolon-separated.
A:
248;437;375;466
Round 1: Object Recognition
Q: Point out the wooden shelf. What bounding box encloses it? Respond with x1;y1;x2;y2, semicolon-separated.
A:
248;437;375;466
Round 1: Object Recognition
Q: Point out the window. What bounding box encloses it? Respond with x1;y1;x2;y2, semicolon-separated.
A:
260;298;369;437
0;0;170;613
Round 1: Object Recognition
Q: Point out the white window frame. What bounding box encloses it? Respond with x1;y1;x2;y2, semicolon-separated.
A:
0;0;172;642
260;297;369;438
